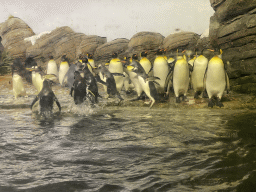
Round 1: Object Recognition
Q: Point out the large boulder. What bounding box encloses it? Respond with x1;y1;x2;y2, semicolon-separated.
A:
94;38;129;65
0;16;35;60
77;35;107;56
162;31;200;56
123;31;164;62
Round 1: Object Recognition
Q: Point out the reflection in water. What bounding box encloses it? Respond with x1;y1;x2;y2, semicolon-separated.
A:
0;92;256;191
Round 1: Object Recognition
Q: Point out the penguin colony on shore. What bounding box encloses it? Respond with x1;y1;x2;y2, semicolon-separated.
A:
11;47;230;115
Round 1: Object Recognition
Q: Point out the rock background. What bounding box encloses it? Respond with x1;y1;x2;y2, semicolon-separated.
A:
209;0;256;94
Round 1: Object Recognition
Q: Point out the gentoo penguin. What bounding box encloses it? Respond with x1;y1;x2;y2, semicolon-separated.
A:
59;55;69;86
139;51;152;76
87;53;95;74
70;71;87;105
12;67;26;99
127;60;159;108
126;54;143;100
191;48;208;98
96;63;124;102
153;49;169;95
46;56;58;77
81;57;100;104
108;52;124;93
31;79;61;116
205;49;229;107
172;50;190;103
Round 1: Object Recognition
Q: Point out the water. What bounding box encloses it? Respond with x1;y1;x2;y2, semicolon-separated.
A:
0;85;256;192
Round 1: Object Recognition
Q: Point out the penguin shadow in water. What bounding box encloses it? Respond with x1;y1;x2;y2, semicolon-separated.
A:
94;63;124;103
31;79;61;118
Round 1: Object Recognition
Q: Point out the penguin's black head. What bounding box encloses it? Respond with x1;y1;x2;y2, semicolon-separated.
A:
61;55;68;62
87;53;93;59
49;55;54;60
25;57;37;68
82;57;88;64
112;52;118;58
141;51;148;57
132;54;138;60
156;49;163;55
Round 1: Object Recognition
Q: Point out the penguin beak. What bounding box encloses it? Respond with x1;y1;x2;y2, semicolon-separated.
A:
105;63;109;66
220;49;223;55
127;65;134;71
26;68;35;71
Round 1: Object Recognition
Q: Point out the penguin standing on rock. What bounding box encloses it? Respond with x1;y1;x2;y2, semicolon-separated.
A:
87;53;95;74
108;52;124;93
153;49;169;95
172;50;190;103
47;56;58;77
139;51;152;76
12;59;27;99
127;60;159;108
205;49;229;107
59;55;69;86
31;79;61;116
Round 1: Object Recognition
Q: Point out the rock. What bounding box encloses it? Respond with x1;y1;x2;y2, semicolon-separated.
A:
77;35;107;56
162;31;200;56
94;38;129;64
0;16;35;60
121;31;164;62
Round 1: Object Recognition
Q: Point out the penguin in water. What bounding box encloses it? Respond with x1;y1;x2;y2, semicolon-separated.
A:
108;52;124;93
127;60;159;108
12;59;27;99
205;49;230;108
59;55;69;86
139;51;152;76
62;61;78;89
31;79;61;116
81;57;100;104
70;71;87;105
122;57;134;94
153;49;169;95
46;56;58;77
30;65;45;93
95;63;124;102
191;48;209;99
172;49;190;103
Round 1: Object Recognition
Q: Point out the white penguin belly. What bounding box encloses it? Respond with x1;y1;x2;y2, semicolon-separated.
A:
153;57;169;93
191;57;208;92
173;60;189;97
109;60;124;92
47;60;58;76
140;58;151;74
59;63;69;85
13;74;26;98
206;65;226;98
128;71;142;96
99;72;107;93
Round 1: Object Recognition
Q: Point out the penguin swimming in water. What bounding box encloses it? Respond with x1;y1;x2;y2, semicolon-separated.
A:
153;49;169;95
70;71;87;105
96;63;124;102
12;64;27;99
127;60;159;108
31;79;61;116
172;49;190;103
59;55;69;86
46;56;58;77
108;52;124;93
191;48;208;99
205;49;230;107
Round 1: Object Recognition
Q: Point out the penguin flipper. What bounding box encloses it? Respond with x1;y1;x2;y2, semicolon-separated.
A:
225;72;230;94
95;75;107;86
31;96;39;109
111;73;125;77
54;96;61;112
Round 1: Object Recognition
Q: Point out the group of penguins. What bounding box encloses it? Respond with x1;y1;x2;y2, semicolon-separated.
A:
11;47;230;115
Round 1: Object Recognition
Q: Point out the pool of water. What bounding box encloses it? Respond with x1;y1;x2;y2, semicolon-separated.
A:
0;85;256;192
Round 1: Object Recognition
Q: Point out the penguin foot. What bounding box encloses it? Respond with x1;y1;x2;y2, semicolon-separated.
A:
216;98;224;108
176;97;181;103
202;90;208;98
208;99;215;108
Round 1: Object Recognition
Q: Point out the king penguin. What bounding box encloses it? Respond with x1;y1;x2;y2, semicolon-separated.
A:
47;56;58;77
127;60;159;108
153;49;169;95
205;49;229;107
31;79;61;116
172;49;190;103
31;66;45;93
139;51;152;76
191;48;208;98
108;52;124;93
12;59;27;99
87;53;95;74
59;55;69;86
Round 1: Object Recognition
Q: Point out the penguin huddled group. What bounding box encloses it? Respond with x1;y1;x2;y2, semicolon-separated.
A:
11;47;230;115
